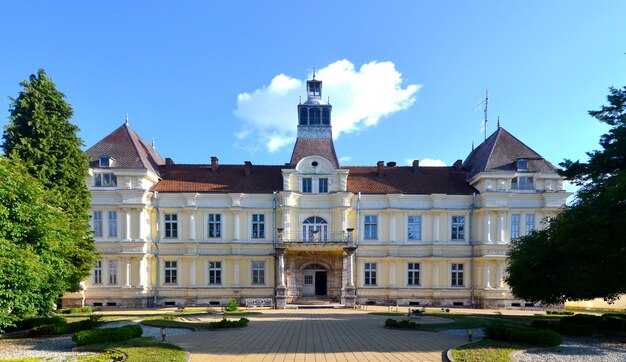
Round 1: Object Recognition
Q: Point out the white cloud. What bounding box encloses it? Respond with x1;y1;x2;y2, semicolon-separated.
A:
405;158;447;166
339;155;352;163
234;59;421;153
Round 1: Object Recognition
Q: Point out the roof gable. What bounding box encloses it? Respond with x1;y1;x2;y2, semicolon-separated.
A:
86;123;165;175
463;127;558;179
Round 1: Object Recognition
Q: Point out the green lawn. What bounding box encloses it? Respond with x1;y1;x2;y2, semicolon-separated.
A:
451;339;546;362
75;337;186;362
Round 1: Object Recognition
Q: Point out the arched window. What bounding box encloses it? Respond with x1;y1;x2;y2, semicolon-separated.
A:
299;108;308;125
302;216;328;242
322;108;330;125
310;108;321;125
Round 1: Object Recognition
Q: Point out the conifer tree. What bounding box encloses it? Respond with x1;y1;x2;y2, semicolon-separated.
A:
2;69;97;292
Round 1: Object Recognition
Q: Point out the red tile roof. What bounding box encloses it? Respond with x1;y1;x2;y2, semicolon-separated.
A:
344;166;476;194
152;163;476;195
153;164;284;193
86;124;165;175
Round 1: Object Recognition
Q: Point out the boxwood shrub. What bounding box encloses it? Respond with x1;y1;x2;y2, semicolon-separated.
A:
486;321;562;346
209;318;249;329
546;310;574;316
57;307;93;314
561;314;602;327
601;314;626;332
18;316;67;330
385;318;420;330
73;325;143;346
559;321;596;336
29;316;103;336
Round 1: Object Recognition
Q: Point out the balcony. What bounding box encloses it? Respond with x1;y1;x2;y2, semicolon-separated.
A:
276;228;356;250
510;182;535;191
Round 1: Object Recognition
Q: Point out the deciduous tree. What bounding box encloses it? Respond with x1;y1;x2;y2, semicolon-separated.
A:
506;86;626;304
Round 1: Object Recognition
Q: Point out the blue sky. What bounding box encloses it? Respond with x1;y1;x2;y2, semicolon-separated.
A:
1;2;625;178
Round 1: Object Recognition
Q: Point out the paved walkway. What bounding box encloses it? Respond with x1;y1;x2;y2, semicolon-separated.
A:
167;309;466;362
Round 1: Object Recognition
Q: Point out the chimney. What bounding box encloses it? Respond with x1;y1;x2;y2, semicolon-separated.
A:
165;158;174;168
412;160;419;173
453;159;463;171
211;156;219;173
386;161;397;167
377;161;385;178
244;161;252;176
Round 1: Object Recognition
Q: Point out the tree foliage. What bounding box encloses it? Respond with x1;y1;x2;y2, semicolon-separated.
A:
2;69;97;292
506;86;626;304
0;158;75;330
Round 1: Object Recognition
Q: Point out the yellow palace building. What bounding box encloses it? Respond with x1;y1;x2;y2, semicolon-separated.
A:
63;77;569;309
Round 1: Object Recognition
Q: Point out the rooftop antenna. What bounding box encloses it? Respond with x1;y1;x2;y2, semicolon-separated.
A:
476;90;489;141
125;113;129;126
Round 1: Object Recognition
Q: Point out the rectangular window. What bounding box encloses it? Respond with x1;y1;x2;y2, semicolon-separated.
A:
93;211;103;237
94;173;117;187
364;215;378;240
108;260;117;284
302;178;312;193
513;176;534;190
252;261;265;285
407;262;420;286
164;261;178;284
451;263;464;287
525;214;535;235
164;214;178;238
318;178;328;193
252;214;265;239
208;261;222;285
511;213;520;239
108;211;117;237
451;216;465;240
364;262;377;285
207;214;221;238
407;216;421;240
94;260;102;284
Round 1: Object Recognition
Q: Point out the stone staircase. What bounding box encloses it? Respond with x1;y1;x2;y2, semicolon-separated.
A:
290;296;342;309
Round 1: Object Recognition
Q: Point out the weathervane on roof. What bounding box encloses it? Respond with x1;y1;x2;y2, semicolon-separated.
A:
125;113;129;126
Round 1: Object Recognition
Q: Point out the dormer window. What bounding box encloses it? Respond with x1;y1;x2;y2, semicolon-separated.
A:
99;156;113;168
516;159;528;171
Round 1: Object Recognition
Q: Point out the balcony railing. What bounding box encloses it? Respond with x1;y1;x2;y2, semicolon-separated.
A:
510;182;534;191
276;229;355;246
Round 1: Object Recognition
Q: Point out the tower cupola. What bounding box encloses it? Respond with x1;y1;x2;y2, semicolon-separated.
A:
297;73;332;136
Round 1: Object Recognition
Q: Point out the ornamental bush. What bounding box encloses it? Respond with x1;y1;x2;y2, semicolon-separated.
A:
29;315;102;336
58;307;93;314
561;314;602;327
486;321;562;346
558;322;596;336
17;316;67;330
384;319;420;330
546;310;574;316
225;297;239;312
72;324;143;346
209;318;249;329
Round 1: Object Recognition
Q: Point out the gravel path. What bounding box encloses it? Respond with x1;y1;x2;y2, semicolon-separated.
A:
0;321;193;361
511;336;626;362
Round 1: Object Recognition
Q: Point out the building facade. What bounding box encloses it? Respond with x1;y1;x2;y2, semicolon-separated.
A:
62;77;569;309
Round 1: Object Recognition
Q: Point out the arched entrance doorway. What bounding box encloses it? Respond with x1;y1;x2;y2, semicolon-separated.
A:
302;264;327;296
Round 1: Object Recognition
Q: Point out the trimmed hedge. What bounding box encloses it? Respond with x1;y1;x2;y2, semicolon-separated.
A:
17;316;66;330
486;321;562;346
561;314;602;328
531;319;595;336
209;318;249;329
385;318;420;330
546;310;574;316
601;314;626;332
73;325;143;346
29;317;103;336
57;307;93;314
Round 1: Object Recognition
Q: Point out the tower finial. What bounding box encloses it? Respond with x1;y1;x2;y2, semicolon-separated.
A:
472;140;475;151
299;96;302;104
151;137;155;149
125;113;129;126
312;68;316;80
497;115;501;128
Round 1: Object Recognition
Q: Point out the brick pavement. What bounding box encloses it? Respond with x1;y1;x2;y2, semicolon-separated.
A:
166;309;467;362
